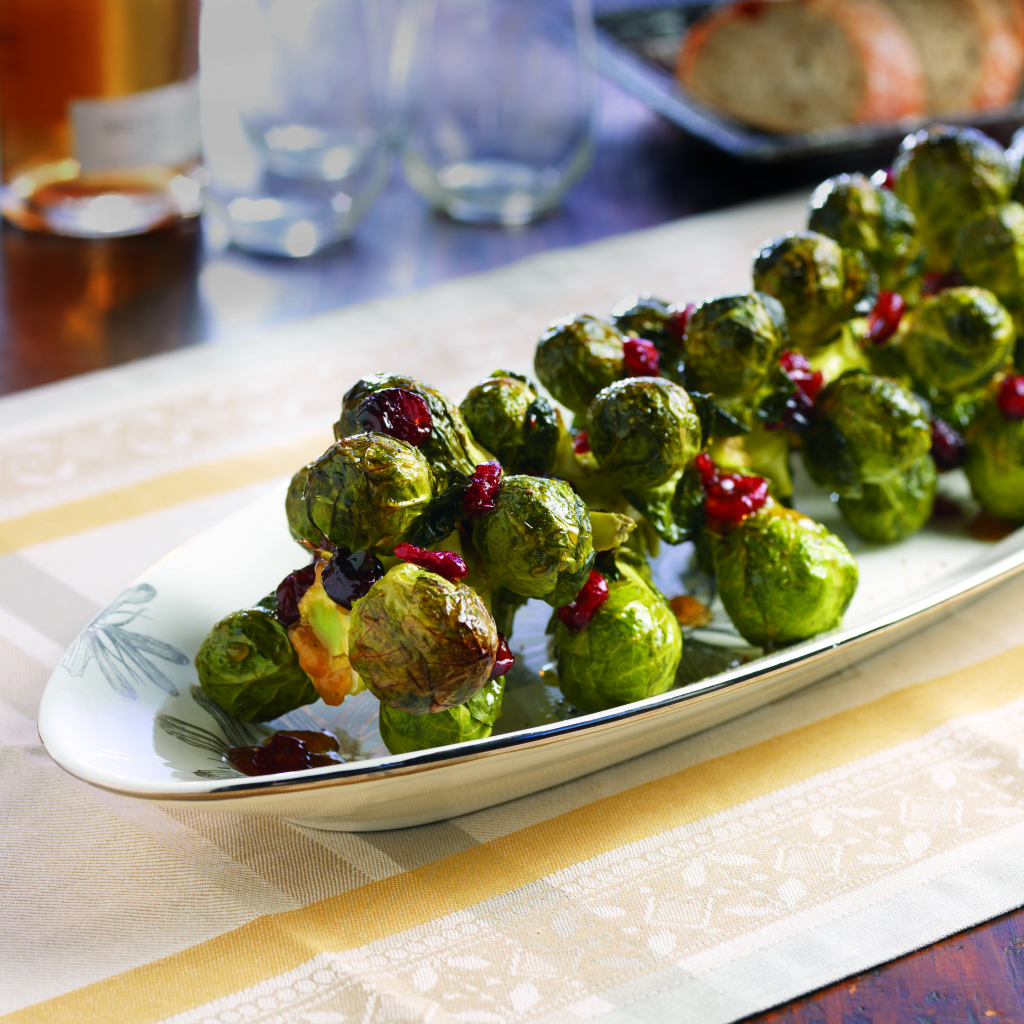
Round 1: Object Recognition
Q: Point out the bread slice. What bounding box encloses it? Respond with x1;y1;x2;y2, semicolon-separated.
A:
676;0;927;134
881;0;1024;112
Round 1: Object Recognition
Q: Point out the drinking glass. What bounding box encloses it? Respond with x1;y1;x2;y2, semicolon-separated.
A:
395;0;598;226
200;0;394;257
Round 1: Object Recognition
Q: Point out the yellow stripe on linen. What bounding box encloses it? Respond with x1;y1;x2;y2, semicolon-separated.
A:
5;644;1021;1024
0;434;330;555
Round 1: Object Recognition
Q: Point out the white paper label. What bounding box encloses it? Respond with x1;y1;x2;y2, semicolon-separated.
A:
71;77;201;173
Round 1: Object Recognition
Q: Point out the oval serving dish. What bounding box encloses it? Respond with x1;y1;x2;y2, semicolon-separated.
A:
38;472;1024;831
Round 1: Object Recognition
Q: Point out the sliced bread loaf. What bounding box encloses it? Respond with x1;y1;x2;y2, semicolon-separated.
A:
676;0;927;134
881;0;1024;113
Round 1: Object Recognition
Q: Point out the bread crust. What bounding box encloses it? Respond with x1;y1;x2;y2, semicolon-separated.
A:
967;0;1024;108
676;0;926;134
882;0;1024;112
822;0;928;123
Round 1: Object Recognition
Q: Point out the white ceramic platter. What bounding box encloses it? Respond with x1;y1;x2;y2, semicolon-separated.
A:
38;472;1024;831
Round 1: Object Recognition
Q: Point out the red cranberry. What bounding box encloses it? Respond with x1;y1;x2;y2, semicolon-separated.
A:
356;388;432;447
666;302;696;345
556;571;609;632
463;460;503;517
997;374;1024;420
489;633;514;679
866;291;906;343
696;453;769;529
573;430;591;455
773;350;823;431
321;548;385;608
779;349;823;402
226;730;345;776
393;542;468;581
623;336;661;377
930;418;966;471
695;451;718;487
275;563;317;625
921;270;961;297
706;475;769;528
871;167;896;191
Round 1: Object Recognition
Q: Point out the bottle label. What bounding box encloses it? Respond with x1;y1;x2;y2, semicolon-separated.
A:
71;77;201;173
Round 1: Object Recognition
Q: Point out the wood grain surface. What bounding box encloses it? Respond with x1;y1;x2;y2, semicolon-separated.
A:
0;61;1020;1024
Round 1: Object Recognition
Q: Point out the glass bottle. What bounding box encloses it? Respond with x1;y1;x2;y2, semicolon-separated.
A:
0;0;202;237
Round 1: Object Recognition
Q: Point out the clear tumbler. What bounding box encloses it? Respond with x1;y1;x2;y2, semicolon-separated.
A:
396;0;598;226
201;0;394;256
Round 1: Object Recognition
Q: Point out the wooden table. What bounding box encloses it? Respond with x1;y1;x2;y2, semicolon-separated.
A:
1;71;1021;1022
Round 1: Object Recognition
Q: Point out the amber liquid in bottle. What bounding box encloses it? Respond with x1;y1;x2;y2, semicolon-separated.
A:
0;0;201;236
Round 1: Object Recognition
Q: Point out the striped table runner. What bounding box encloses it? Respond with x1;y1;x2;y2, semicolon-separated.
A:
1;195;1021;1024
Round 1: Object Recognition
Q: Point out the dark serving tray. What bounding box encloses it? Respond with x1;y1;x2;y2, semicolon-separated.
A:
593;0;1024;161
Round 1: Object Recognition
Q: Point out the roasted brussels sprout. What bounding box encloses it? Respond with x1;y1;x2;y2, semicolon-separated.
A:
752;232;878;349
586;377;702;543
954;202;1024;316
900;287;1014;403
304;433;433;553
713;504;858;648
533;314;626;416
838;452;937;543
801;371;931;498
472;475;594;606
459;372;562;475
554;561;681;713
609;294;686;382
285;462;322;546
378;677;504;754
964;399;1024;521
195;608;318;722
683;293;789;399
335;372;490;488
808;172;922;293
349;562;499;714
893;125;1011;272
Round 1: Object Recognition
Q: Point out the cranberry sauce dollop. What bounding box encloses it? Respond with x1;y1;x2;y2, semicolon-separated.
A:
226;730;345;777
321;548;385;609
696;452;770;530
356;387;433;446
392;542;468;581
556;570;610;632
463;460;503;517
